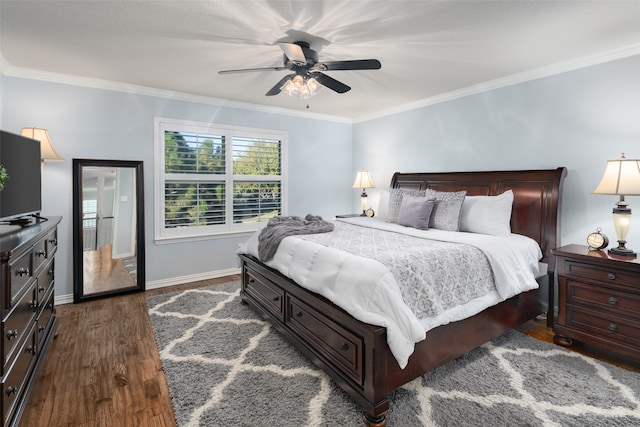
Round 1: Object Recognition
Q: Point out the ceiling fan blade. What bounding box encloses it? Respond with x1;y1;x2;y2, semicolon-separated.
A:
265;74;295;96
219;66;287;74
314;59;381;71
278;43;307;64
311;72;351;94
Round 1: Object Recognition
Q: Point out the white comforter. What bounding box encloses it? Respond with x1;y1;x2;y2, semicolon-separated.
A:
237;217;542;369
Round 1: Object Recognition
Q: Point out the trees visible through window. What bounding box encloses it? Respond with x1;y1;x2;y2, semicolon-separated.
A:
154;118;287;240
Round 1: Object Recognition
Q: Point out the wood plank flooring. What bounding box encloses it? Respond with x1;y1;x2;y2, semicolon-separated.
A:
19;276;640;426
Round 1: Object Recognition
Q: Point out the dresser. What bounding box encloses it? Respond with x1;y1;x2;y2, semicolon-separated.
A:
0;217;60;427
552;244;640;359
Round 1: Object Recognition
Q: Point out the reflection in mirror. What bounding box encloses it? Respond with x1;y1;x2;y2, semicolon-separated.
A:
73;159;145;302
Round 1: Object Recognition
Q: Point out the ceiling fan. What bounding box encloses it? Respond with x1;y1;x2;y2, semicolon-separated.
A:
218;41;381;97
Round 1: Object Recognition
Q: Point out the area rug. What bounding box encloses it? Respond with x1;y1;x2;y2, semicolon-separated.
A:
147;281;640;427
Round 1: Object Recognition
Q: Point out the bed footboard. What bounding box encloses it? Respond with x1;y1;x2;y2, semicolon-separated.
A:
239;254;391;423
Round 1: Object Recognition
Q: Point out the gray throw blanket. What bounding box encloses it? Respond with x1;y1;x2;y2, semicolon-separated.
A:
258;214;334;262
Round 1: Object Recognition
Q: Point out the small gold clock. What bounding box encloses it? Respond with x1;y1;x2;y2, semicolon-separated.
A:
365;208;375;217
587;228;609;250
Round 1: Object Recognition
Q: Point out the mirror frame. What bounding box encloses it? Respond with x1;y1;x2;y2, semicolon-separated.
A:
73;159;145;302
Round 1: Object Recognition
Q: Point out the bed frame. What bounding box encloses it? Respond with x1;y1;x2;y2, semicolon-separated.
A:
238;168;566;426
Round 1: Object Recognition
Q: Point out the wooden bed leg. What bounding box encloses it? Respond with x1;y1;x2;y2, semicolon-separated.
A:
363;413;386;427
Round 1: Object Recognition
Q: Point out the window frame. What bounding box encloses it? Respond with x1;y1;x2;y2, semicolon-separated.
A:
154;117;288;242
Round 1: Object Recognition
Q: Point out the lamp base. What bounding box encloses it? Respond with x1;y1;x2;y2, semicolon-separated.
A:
608;240;636;257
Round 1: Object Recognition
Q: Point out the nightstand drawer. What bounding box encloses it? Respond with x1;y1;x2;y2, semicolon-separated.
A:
566;279;640;321
564;259;637;287
566;306;640;345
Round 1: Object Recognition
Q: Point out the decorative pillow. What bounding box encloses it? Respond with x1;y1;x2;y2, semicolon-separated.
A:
377;190;390;220
387;188;426;223
460;190;514;236
424;189;467;231
397;196;435;230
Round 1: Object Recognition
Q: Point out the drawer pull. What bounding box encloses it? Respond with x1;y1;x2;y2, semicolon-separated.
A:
272;296;280;302
38;326;46;333
607;272;616;280
6;330;18;340
26;344;36;355
48;238;57;245
295;311;303;318
38;286;46;294
29;300;37;311
5;386;18;396
16;267;30;277
339;343;349;351
248;278;255;284
36;250;46;257
608;296;618;305
608;322;617;331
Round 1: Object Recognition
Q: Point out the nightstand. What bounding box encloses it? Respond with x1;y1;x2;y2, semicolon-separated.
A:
552;244;640;359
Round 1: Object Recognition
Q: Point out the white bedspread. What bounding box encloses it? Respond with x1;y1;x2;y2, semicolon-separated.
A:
237;217;542;369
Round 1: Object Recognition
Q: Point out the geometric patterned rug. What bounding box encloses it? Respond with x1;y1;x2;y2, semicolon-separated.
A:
147;281;640;427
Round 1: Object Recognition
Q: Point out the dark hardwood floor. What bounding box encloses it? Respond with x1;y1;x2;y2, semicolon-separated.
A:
19;276;639;426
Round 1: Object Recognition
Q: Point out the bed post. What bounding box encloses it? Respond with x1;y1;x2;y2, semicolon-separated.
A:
363;414;387;427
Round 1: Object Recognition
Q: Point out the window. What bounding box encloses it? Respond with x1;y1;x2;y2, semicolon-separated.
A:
154;118;287;241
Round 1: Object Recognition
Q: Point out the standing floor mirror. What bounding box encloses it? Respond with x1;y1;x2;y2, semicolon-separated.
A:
73;159;145;302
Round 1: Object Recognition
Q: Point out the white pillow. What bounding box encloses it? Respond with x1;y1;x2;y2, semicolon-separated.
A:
377;190;390;220
459;190;514;236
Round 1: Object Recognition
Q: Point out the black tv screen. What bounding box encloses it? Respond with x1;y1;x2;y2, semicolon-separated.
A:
0;130;42;222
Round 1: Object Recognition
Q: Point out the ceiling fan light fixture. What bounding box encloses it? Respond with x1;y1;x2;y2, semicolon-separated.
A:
281;75;321;99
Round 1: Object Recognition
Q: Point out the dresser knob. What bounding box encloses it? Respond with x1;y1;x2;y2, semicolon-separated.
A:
5;386;18;396
36;250;46;257
339;343;349;351
248;278;255;284
607;272;616;280
48;238;57;245
29;300;37;311
608;322;617;331
608;297;618;305
272;296;280;302
6;330;18;340
38;286;46;294
16;268;30;277
295;311;303;318
26;345;36;355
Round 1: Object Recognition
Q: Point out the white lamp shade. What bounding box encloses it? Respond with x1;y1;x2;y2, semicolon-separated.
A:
352;170;375;189
21;127;63;161
593;155;640;195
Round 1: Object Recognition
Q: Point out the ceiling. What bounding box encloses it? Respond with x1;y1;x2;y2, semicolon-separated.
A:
1;1;640;120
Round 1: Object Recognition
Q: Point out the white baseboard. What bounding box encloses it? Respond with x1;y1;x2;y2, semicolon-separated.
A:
55;267;241;306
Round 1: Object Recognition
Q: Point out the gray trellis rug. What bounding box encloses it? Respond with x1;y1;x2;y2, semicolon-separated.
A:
147;281;640;427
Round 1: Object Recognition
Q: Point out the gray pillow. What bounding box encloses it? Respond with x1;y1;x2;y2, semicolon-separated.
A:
387;188;426;223
397;196;435;230
425;189;467;231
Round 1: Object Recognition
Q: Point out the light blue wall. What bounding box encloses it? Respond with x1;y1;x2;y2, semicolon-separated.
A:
354;54;640;250
1;75;353;300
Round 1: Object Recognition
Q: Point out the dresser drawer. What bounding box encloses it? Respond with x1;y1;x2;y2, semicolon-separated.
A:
563;259;638;287
36;288;55;351
45;229;58;257
5;251;33;310
244;267;285;321
2;324;37;427
32;236;48;277
566;279;640;321
287;295;364;386
2;283;37;372
565;306;640;347
35;258;55;311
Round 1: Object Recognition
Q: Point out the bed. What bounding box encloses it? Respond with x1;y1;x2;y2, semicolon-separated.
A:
237;168;566;426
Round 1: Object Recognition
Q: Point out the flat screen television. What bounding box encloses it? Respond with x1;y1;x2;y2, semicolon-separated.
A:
0;130;42;224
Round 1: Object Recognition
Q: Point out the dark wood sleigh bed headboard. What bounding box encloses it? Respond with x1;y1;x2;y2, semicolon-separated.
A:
391;168;567;267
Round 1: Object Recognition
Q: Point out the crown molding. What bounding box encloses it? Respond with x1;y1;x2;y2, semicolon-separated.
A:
0;58;352;125
354;42;640;123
